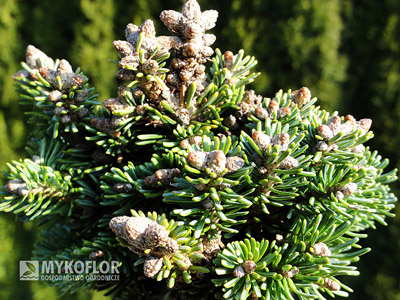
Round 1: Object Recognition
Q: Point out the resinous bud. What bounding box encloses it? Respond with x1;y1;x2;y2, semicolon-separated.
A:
242;260;257;274
252;131;271;152
291;87;311;108
233;265;245;277
323;278;341;291
313;242;331;257
144;256;163;277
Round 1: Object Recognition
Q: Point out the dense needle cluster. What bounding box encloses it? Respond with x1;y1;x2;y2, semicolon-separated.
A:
0;0;397;299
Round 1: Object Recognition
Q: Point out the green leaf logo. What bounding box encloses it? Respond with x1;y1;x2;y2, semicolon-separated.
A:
26;262;36;273
20;261;39;280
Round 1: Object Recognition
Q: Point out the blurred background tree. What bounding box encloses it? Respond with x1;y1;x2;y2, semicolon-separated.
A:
0;0;398;299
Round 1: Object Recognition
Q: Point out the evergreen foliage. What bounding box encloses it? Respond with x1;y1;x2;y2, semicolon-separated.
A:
0;1;397;299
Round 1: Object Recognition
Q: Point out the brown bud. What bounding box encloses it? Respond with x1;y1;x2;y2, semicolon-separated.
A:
144;256;163;278
189;136;203;147
254;107;269;120
139;19;156;38
340;123;353;136
120;55;140;70
125;23;139;44
207;150;227;174
323;278;341;291
176;108;190;125
223;115;238;129
180;255;192;270
142;59;159;75
60;114;71;124
136;105;146;115
49;90;63;102
90;118;116;136
337;182;357;197
193;183;207;190
26;45;54;69
109;216;161;251
279;156;299;170
110;117;124;129
54;106;66;116
242;260;257;274
313;242;331;257
143;223;169;248
188;151;208;170
171;58;186;69
153;237;179;255
78;108;89;118
182;42;201;57
57;59;73;74
335;191;344;201
113;40;134;57
144;168;181;188
180;69;192;82
201;46;214;57
271;133;290;152
344;114;356;125
283;268;299;278
183;22;202;39
132;88;144;100
72;75;85;88
278;107;291;118
357;118;372;132
117;69;136;81
180;139;190;149
159;10;182;35
330;144;339;151
201;10;219;31
350;144;365;154
224;51;234;69
167;73;180;86
109;216;131;240
268;99;279;113
326;116;341;135
182;0;202;21
113;183;133;193
226;156;245;173
103;98;128;112
18;188;29;197
316;141;329;152
202;236;223;259
202;198;214;210
12;70;30;80
89;250;104;260
203;34;217;47
233;266;245;278
291;87;311;108
318;125;334;140
252;131;271;151
5;179;26;194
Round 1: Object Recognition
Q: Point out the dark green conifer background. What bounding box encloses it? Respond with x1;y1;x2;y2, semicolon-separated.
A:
0;0;398;299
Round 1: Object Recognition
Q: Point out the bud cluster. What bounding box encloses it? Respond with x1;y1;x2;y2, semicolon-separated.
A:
316;115;372;153
109;216;180;277
13;45;93;130
187;150;245;174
